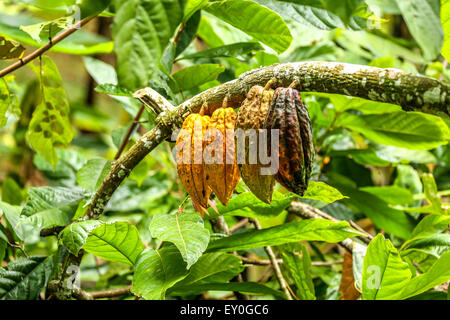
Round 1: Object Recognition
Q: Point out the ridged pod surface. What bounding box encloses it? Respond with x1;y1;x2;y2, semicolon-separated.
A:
204;108;240;206
264;87;314;196
235;86;275;203
176;114;211;210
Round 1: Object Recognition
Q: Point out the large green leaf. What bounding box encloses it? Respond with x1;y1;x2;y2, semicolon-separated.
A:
112;0;185;90
20;186;87;233
302;181;347;203
206;191;296;218
177;42;263;61
279;243;315;300
0;256;53;300
59;220;104;255
399;251;450;299
170;252;244;290
76;158;112;191
336;112;449;150
359;186;414;206
26;56;74;167
82;222;145;265
205;0;292;53
362;234;412;300
442;0;450;60
183;0;209;22
150;213;210;268
254;0;367;30
207;219;365;252
396;0;443;61
170;63;225;91
337;185;414;239
132;245;189;300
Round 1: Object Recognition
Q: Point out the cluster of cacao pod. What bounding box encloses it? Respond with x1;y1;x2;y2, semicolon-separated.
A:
175;81;314;215
175;100;240;216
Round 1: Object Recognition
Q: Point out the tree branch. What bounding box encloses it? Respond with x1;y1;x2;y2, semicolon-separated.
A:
0;16;97;78
251;218;292;300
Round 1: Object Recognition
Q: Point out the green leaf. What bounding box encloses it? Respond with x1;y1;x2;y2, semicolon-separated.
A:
206;191;295;218
207;219;365;252
442;0;450;60
170;63;225;91
112;0;185;90
0;255;53;300
1;177;23;205
27;56;73;167
0;202;24;240
402;234;450;251
95;83;134;97
171;282;286;299
20;16;71;43
82;222;145;265
0;78;12;128
132;245;189;300
411;215;450;238
301;181;347;203
337;185;415;239
254;0;367;31
400;251;450;299
396;0;443;61
359;186;414;206
205;0;292;53
20;186;87;231
59;220;104;255
170;252;244;289
76;158;112;191
183;0;209;22
336;111;449;150
0;35;24;60
177;42;263;60
150;213;210;268
82;56;117;85
362;234;412;300
279;243;315;300
421;173;445;215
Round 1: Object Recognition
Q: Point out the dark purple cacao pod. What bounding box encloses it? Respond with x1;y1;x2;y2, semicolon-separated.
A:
264;87;314;196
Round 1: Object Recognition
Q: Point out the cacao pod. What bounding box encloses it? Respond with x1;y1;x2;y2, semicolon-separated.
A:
264;87;314;196
176;114;212;210
204;107;240;206
235;85;275;203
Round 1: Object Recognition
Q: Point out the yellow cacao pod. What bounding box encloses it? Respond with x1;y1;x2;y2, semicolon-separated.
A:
204;107;240;206
176;114;211;210
235;86;275;203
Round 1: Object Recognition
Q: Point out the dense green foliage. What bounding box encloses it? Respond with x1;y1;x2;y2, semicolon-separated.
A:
0;0;449;300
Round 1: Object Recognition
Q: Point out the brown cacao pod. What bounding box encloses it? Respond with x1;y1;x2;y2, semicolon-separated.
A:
176;114;212;210
264;87;314;196
204;107;240;206
235;85;275;203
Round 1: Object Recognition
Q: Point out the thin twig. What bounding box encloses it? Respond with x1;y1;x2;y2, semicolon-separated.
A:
229;218;249;233
239;256;343;267
90;285;132;299
0;16;97;78
250;218;292;300
114;104;145;160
